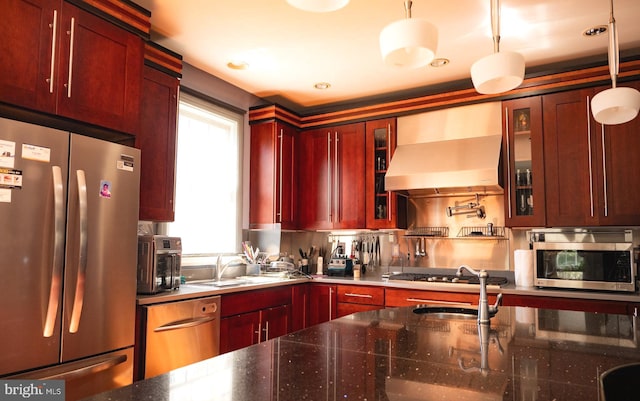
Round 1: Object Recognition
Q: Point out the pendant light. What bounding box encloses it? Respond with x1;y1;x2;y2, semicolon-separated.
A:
470;0;525;94
286;0;349;12
379;1;438;69
591;0;640;125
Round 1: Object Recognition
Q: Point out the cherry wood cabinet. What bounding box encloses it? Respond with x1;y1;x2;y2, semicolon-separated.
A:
220;287;292;354
385;288;498;307
502;96;546;227
336;284;384;318
308;284;337;326
297;123;365;230
591;80;640;226
137;52;180;221
249;120;297;229
291;284;309;332
364;118;407;229
543;81;640;226
1;0;143;135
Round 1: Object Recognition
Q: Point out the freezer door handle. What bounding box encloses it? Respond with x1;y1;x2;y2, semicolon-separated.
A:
69;170;88;333
34;353;127;381
43;166;65;337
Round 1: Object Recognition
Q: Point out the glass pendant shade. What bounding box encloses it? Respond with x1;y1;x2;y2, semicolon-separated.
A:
471;51;525;94
286;0;349;12
591;86;640;125
379;18;438;68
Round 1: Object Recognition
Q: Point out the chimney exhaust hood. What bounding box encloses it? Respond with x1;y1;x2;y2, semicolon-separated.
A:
385;102;503;196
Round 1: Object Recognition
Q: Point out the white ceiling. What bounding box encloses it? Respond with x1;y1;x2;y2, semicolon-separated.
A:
136;0;640;111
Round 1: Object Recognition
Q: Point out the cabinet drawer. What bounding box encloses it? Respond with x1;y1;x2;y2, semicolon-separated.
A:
221;287;291;317
385;288;494;307
337;285;384;306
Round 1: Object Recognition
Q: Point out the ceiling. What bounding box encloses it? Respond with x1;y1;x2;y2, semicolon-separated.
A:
135;0;640;112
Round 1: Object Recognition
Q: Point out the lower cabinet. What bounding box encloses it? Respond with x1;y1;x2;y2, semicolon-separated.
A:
336;284;384;317
308;284;337;326
220;287;292;354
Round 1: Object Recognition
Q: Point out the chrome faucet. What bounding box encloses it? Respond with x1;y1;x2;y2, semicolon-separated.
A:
216;255;245;281
455;265;502;324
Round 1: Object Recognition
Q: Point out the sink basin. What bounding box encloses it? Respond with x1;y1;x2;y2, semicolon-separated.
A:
187;274;288;288
412;306;496;320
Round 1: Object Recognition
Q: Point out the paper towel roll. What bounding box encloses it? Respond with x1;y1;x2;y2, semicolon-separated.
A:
514;249;534;287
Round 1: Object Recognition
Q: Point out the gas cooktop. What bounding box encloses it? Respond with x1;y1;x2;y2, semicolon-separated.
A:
388;272;508;287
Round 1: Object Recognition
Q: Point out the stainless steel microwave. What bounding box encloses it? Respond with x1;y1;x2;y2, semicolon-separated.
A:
137;235;182;294
534;241;636;292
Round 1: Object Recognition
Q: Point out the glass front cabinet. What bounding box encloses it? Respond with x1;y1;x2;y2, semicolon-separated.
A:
365;118;407;229
502;97;546;227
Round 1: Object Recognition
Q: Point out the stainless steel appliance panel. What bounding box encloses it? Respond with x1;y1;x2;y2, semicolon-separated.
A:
62;134;140;362
0;121;70;375
0;117;140;398
141;296;221;379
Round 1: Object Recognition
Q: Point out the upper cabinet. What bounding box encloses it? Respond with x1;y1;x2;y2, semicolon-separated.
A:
298;123;365;230
1;0;145;135
137;43;182;222
502;97;546;227
364;118;407;229
249;119;297;230
543;80;640;227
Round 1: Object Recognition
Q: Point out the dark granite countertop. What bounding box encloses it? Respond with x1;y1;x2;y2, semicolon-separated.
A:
83;305;639;401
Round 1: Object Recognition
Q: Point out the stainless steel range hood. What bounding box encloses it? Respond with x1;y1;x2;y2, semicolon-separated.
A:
385;102;503;196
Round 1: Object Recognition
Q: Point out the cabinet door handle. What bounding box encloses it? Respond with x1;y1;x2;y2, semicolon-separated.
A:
329;287;334;319
255;322;262;344
47;10;58;94
277;129;283;222
344;293;373;299
263;320;270;341
334;131;339;223
600;124;608;217
387;123;392;222
586;96;594;217
406;298;471;306
65;17;76;98
504;107;513;219
327;132;332;221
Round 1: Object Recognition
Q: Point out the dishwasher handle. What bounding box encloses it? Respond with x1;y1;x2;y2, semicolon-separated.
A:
153;316;218;333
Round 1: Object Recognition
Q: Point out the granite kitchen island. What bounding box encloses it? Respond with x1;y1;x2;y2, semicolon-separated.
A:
82;305;638;401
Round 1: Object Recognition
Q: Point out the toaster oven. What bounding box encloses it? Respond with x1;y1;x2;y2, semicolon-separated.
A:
137;235;182;294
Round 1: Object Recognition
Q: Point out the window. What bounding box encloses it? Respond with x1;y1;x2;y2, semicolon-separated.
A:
164;92;243;258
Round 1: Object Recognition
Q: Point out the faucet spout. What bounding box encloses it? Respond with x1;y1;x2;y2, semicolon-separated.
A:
216;255;245;281
456;265;500;325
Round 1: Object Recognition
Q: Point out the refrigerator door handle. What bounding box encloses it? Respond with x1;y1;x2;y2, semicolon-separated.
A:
69;170;88;333
44;166;65;337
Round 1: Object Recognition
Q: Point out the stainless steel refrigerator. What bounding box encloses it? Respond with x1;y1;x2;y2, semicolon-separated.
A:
0;117;140;400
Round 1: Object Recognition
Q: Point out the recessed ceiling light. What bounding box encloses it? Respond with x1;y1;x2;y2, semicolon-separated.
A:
227;60;249;70
583;25;607;37
314;82;331;90
430;58;450;68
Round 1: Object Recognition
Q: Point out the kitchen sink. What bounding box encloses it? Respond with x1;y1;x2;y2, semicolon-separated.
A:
412;306;496;320
188;274;289;288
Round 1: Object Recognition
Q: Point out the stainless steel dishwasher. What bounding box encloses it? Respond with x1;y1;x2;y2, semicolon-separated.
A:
138;296;220;379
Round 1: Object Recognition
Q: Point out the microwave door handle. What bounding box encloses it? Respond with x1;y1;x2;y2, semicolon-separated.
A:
44;166;65;337
69;170;88;333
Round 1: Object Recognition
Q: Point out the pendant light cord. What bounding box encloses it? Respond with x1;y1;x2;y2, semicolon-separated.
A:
491;0;501;53
404;1;412;19
608;0;619;88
